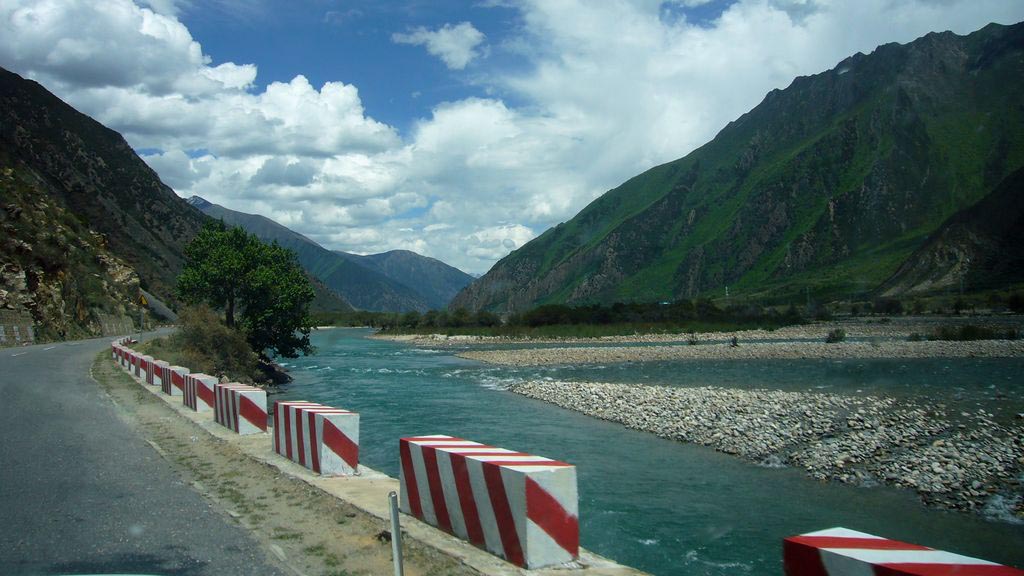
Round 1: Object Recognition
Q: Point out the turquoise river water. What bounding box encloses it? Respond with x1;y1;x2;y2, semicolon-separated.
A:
275;328;1024;575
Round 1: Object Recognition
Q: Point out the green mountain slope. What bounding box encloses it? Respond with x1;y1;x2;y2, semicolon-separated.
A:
190;197;471;311
452;22;1024;313
880;165;1024;296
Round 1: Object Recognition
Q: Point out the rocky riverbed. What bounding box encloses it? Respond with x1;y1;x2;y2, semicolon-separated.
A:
509;380;1024;520
460;339;1024;365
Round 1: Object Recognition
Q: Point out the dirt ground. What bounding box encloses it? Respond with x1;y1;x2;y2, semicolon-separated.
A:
91;352;477;576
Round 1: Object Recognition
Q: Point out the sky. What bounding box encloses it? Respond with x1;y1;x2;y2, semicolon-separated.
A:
2;1;1023;274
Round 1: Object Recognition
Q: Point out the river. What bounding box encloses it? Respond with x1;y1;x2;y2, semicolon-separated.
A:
274;328;1024;575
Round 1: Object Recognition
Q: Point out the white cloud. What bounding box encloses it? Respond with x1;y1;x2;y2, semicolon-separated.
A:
392;22;486;70
3;0;1023;276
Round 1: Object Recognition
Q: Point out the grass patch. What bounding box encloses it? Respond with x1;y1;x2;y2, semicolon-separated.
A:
271;529;302;541
927;325;1019;341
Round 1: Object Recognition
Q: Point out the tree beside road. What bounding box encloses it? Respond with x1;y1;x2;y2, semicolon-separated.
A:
177;221;315;360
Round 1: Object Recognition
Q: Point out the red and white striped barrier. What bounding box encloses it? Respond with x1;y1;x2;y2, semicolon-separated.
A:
214;383;267;435
184;373;217;412
399;435;578;569
119;347;131;370
142;355;155;384
165;366;189;397
784;527;1024;576
272;401;360;476
153;360;169;390
132;351;142;378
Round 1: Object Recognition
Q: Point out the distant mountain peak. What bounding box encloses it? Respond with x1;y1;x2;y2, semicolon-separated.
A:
186;195;212;209
192;199;473;311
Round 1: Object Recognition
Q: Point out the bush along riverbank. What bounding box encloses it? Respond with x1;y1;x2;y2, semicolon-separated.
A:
508;380;1024;521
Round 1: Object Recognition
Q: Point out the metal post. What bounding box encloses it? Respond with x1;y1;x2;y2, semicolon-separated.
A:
138;304;143;342
388;491;404;576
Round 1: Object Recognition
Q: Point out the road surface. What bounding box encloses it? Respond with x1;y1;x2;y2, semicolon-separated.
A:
0;332;287;575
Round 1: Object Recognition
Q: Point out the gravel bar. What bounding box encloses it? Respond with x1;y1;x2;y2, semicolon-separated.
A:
509;380;1024;520
460;340;1024;366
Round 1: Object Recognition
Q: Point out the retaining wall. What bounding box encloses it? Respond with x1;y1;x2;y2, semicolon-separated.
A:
0;311;36;347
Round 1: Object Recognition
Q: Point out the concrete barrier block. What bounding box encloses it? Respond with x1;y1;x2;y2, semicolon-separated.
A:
399;435;578;569
132;352;143;378
167;366;189;397
141;355;155;384
153;360;170;390
184;373;217;412
215;383;267;435
783;527;1024;576
273;401;359;476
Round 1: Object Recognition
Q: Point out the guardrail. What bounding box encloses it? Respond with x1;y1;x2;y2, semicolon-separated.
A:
109;338;1021;575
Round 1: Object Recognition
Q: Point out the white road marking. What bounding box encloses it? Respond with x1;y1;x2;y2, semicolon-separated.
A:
43;346;56;351
11;352;28;357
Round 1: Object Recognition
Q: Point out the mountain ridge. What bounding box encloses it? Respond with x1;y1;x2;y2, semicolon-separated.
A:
190;197;473;311
452;21;1024;313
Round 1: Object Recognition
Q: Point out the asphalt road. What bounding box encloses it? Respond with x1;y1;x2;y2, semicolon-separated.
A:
0;332;286;575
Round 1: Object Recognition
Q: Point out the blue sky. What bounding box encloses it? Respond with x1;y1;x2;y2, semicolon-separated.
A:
178;1;519;133
2;1;1023;273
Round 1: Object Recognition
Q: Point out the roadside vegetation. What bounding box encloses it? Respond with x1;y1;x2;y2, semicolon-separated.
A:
316;300;805;338
141;221;316;384
138;305;264;383
313;290;1024;341
925;325;1020;342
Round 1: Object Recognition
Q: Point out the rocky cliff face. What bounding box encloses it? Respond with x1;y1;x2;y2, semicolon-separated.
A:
0;67;207;304
453;22;1024;312
0;165;140;340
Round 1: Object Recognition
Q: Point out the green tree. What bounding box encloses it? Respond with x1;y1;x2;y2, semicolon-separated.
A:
177;221;315;359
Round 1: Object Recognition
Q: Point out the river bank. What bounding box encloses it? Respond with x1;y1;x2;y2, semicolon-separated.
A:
371;316;1024;347
509;380;1024;520
459;339;1024;365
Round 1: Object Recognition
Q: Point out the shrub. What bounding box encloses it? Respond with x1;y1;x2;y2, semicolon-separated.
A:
907;332;924;342
927;324;998;341
825;328;846;343
1009;293;1024;314
873;298;904;315
167;304;261;383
